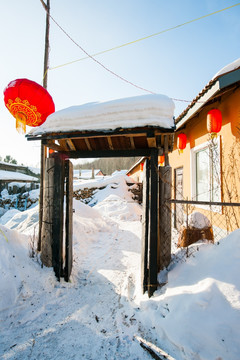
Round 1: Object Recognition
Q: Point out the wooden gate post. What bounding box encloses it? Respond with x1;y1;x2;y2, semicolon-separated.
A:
141;158;150;294
41;153;65;280
64;160;73;281
158;165;172;271
148;149;159;297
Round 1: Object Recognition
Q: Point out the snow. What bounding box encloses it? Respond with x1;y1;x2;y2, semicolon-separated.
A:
212;57;240;80
1;174;240;359
0;170;38;182
29;94;175;135
187;211;211;229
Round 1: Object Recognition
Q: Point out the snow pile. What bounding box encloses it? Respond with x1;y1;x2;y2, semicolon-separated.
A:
140;231;240;359
212;57;240;80
187;211;211;229
0;225;55;312
29;94;175;135
1;173;240;359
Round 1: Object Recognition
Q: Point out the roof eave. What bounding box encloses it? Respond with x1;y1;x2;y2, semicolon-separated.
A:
176;67;240;130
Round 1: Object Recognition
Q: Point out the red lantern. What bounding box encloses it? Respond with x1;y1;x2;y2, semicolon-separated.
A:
207;109;222;136
140;162;144;171
4;78;55;134
158;155;165;166
177;133;187;153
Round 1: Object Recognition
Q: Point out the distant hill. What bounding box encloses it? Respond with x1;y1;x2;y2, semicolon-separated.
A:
74;157;139;175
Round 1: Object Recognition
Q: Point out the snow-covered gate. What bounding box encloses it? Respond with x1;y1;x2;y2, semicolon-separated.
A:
26;97;175;297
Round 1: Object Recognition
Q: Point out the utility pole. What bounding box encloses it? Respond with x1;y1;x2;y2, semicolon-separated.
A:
39;0;50;251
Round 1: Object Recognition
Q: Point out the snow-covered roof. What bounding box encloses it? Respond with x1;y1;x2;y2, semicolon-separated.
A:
0;170;38;182
176;58;240;128
212;58;240;80
73;169;103;179
29;94;175;135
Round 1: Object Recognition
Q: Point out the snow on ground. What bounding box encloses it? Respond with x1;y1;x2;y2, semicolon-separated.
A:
0;174;240;359
29;94;175;135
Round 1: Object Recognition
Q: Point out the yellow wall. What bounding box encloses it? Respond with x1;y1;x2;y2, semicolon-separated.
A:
169;87;240;231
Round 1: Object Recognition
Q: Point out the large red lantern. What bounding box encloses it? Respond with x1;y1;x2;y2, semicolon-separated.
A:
177;133;187;153
207;109;222;136
4;78;55;134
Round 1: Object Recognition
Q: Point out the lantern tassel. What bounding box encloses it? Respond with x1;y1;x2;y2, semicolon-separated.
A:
16;113;26;134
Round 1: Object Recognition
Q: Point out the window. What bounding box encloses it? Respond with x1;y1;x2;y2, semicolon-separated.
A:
191;138;221;203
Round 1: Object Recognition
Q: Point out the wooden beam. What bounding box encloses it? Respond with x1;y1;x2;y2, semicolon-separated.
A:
84;138;92;151
59;148;152;159
141;158;150;294
129;136;135;149
27;127;174;142
66;139;76;151
148;148;159;297
147;137;157;148
107;136;114;150
58;139;69;151
42;139;65;152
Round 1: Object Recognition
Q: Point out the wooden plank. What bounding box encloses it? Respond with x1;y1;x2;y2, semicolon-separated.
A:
58;139;69;151
141;158;150;294
60;148;152;159
42;139;65;152
134;336;175;360
147;137;157;148
164;135;169;166
27;127;174;142
148;148;159;297
129;136;135;149
107;136;114;150
158;166;172;271
64;160;73;281
84;138;92;151
52;154;65;280
41;157;55;267
66;139;76;151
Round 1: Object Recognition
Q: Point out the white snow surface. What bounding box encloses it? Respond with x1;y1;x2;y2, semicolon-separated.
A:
29;94;175;135
187;211;211;229
0;170;38;182
1;174;240;359
212;57;240;80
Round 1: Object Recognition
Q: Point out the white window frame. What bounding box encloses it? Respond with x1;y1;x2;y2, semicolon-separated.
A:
190;137;221;212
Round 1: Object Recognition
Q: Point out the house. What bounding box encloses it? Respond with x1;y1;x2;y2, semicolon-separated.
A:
0;162;39;194
169;58;240;235
73;169;104;179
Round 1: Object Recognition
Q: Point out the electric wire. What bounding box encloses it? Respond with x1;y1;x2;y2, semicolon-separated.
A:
41;2;240;102
50;2;240;71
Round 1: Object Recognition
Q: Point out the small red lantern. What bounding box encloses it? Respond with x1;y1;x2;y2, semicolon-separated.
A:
177;133;187;153
140;162;144;171
158;155;165;166
4;78;55;134
207;109;222;136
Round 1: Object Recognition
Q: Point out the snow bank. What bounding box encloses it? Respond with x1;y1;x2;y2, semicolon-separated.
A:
188;211;211;229
139;230;240;359
0;225;55;312
29;94;175;135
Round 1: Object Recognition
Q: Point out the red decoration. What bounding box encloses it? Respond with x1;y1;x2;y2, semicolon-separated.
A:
207;109;222;136
4;78;55;134
177;133;187;153
140;162;144;171
158;155;165;166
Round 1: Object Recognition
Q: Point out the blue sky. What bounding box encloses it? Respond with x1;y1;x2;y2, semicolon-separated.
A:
0;0;239;166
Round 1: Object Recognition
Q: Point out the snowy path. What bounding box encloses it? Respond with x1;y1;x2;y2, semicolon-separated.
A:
0;209;156;360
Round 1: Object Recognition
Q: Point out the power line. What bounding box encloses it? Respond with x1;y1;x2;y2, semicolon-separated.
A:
50;2;240;71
